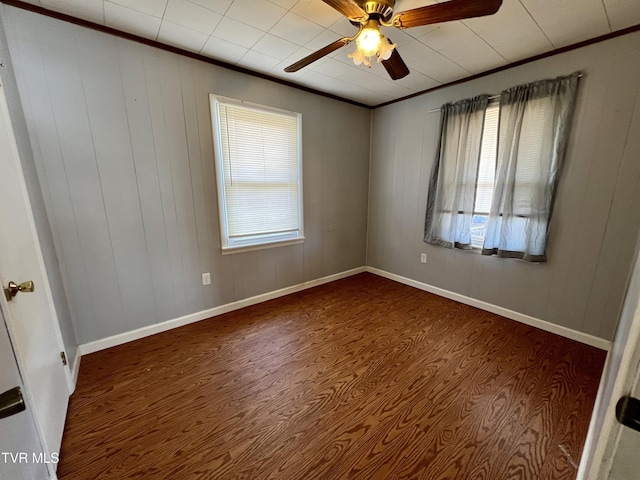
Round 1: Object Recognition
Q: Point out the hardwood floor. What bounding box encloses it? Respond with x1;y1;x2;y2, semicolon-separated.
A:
58;273;606;479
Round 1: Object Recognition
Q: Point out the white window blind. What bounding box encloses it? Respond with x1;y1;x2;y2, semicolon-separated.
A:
475;103;499;214
210;95;303;252
470;103;499;249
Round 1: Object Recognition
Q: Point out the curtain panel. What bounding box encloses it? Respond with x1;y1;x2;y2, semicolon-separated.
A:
424;95;489;249
482;73;580;262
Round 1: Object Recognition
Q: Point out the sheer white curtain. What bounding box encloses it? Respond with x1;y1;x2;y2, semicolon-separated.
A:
424;95;489;249
482;73;580;262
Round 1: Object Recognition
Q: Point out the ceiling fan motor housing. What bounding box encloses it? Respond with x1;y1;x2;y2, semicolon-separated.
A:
358;1;395;21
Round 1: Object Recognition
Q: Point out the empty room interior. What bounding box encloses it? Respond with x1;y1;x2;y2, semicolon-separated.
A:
1;0;640;479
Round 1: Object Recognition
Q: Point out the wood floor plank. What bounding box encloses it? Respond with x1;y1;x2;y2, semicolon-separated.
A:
538;341;604;479
465;331;568;479
387;323;543;480
395;329;531;475
57;273;606;479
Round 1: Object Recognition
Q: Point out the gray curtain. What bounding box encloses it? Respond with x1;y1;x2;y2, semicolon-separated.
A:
424;95;489;249
482;73;580;262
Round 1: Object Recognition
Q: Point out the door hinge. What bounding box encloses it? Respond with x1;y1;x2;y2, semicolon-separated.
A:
60;351;67;366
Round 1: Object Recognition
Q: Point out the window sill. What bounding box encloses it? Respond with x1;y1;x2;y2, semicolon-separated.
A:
221;237;305;255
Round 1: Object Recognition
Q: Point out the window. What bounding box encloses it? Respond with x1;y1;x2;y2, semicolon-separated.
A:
210;95;304;253
425;73;579;262
470;102;499;248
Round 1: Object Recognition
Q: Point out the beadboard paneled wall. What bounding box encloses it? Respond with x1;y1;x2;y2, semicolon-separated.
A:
4;6;371;344
368;31;640;341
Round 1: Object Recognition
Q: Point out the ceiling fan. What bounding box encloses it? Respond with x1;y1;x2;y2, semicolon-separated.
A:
285;0;503;80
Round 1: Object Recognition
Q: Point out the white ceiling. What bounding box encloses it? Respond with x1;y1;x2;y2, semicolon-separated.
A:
15;0;640;106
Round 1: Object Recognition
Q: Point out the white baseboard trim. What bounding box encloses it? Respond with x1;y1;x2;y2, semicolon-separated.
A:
366;267;611;351
48;466;58;480
77;264;609;357
69;348;81;393
78;266;366;356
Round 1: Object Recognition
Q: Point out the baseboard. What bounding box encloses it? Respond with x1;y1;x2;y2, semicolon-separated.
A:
78;266;366;355
70;348;81;392
366;267;611;351
48;466;58;480
77;264;609;357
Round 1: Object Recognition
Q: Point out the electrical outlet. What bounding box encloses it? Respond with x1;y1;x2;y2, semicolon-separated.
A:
420;253;427;264
202;273;211;285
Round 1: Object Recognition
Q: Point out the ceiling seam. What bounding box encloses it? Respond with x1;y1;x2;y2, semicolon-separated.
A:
601;0;613;32
413;36;472;79
516;0;555;48
460;21;508;62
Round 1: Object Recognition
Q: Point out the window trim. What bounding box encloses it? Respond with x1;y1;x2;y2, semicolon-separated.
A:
209;94;304;255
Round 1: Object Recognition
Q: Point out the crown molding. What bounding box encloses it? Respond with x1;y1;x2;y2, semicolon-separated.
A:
3;0;639;111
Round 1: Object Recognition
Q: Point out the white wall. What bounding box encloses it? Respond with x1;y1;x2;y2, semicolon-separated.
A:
367;31;640;341
4;6;371;345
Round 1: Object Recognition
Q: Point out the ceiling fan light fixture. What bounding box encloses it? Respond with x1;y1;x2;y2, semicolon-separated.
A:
284;0;503;81
355;19;382;57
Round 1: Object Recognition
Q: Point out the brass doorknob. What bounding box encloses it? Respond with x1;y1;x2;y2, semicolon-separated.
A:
3;281;35;302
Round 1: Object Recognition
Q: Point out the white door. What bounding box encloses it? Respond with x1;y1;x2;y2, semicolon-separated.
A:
0;307;49;480
0;81;70;464
578;242;640;479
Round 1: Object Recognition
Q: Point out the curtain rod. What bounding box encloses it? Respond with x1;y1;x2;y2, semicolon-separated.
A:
428;95;498;113
427;74;583;113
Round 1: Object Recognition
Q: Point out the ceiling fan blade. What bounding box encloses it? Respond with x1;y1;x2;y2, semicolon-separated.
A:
393;0;502;29
382;47;410;80
321;0;366;19
285;38;350;73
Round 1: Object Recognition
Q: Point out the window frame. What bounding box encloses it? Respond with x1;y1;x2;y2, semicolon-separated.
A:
209;94;304;255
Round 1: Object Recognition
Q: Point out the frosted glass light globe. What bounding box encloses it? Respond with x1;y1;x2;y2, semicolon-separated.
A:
356;27;382;57
348;49;371;67
377;37;397;62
